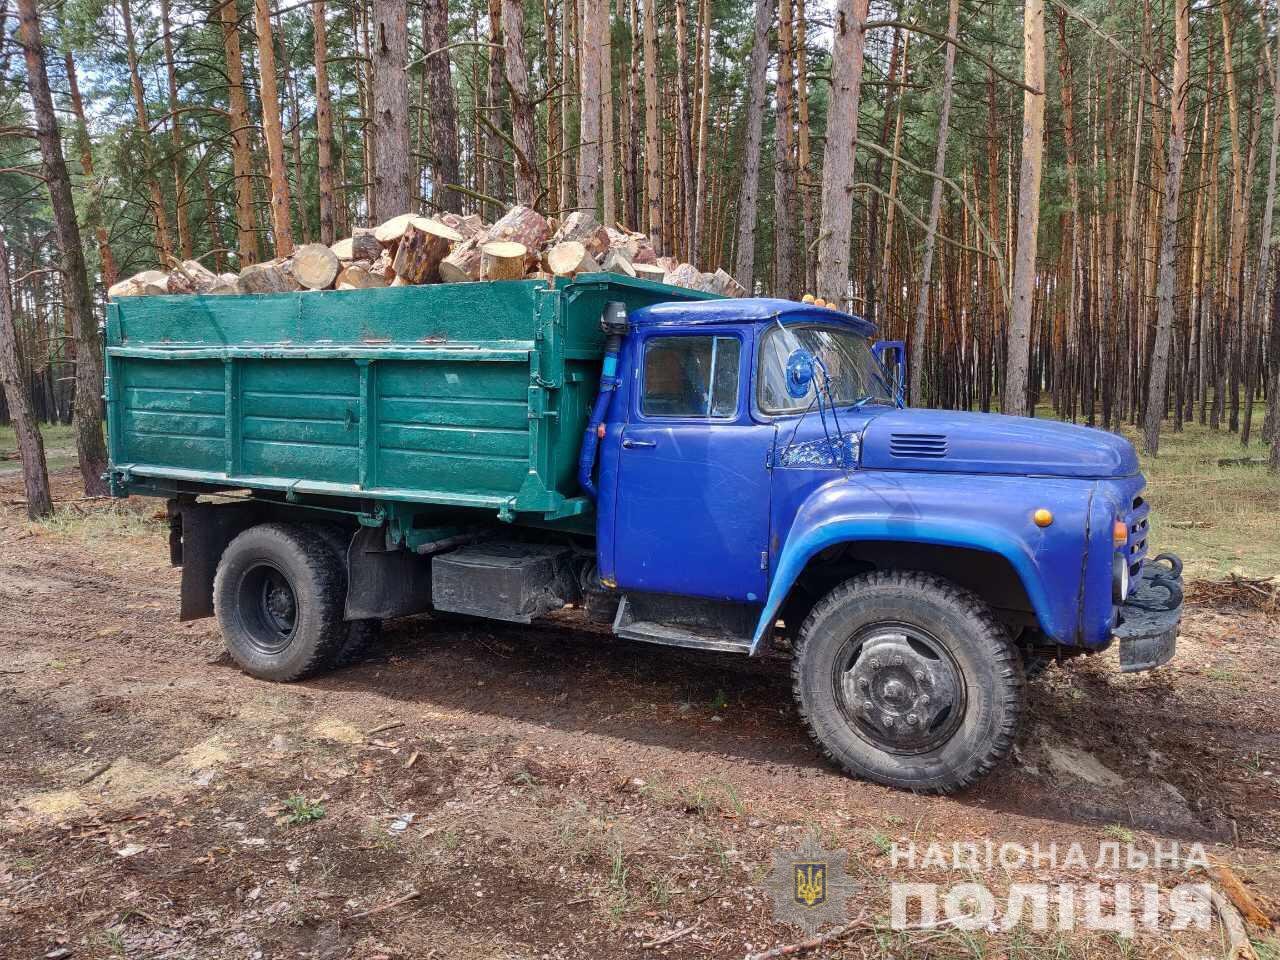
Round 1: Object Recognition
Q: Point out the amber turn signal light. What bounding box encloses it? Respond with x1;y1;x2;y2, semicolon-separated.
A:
1033;508;1053;528
1113;520;1129;546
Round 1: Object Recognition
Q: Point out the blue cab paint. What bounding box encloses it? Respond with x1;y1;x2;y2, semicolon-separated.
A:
593;297;1152;659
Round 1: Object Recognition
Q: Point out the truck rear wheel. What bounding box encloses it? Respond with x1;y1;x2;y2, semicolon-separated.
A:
303;523;382;667
213;523;348;682
792;571;1024;793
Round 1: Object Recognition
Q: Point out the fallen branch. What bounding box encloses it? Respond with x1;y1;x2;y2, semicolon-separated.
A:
643;918;701;949
1209;863;1274;932
744;913;869;960
364;720;404;737
346;889;421;922
80;762;112;785
1206;886;1261;960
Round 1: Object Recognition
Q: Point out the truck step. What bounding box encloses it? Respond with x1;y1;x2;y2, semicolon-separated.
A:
612;596;753;654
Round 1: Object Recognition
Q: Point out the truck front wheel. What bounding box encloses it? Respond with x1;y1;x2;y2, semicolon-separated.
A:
213;524;348;682
792;571;1024;793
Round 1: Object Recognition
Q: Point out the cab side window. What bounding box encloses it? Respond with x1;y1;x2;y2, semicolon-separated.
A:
641;336;740;419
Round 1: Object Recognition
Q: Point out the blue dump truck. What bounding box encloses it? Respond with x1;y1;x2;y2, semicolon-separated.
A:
105;274;1183;792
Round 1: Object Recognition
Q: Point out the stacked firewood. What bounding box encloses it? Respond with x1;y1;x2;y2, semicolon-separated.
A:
107;205;746;300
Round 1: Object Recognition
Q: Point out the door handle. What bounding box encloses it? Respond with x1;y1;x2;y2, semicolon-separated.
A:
622;438;656;449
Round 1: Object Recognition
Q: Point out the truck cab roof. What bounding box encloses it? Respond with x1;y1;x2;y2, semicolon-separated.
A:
629;297;876;337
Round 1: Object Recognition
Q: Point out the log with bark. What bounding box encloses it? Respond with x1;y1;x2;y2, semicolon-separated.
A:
545;240;599;277
480;240;528;280
439;235;487;283
440;212;485;239
292;243;342;289
634;263;667;282
373;212;421;247
600;248;636;277
238;260;298;294
554;211;610;258
391;218;463;283
330;228;380;261
486;205;550;264
335;262;389;289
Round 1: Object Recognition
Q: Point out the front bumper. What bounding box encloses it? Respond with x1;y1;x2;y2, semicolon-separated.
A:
1113;555;1183;673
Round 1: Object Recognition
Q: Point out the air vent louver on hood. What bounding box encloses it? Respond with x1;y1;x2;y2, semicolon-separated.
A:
889;433;949;458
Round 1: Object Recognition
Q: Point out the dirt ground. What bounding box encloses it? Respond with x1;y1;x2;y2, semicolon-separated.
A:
1;469;1278;959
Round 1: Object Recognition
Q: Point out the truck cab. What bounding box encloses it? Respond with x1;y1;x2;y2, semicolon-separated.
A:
109;278;1182;793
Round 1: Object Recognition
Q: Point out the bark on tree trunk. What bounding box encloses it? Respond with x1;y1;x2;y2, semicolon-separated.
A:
421;0;461;214
692;0;712;259
502;0;540;206
64;49;118;289
1141;0;1189;454
16;0;109;495
674;0;694;257
0;230;51;520
1003;0;1046;417
909;0;959;406
642;0;663;251
488;0;509;208
120;0;175;264
219;0;260;265
733;0;776;291
160;0;194;259
314;0;337;242
773;0;796;299
600;4;616;224
253;0;295;253
814;0;869;306
578;0;602;213
370;0;413;220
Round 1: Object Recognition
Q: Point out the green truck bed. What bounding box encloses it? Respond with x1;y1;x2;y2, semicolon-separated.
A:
105;274;713;521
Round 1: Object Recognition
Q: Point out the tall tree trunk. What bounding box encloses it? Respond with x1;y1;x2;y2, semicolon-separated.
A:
160;0;194;258
544;0;561;214
314;0;337;241
16;0;109;495
674;0;694;256
422;0;461;214
578;0;602;212
878;33;910;317
502;0;540;206
370;0;412;220
642;0;662;251
692;0;712;259
733;0;776;290
600;1;615;223
1003;0;1045;417
120;0;176;263
219;0;260;264
253;0;295;251
64;49;118;288
488;0;509;208
0;230;51;519
1141;0;1189;454
560;0;575;212
909;0;959;406
814;0;869;306
794;0;814;293
773;0;796;299
626;0;641;227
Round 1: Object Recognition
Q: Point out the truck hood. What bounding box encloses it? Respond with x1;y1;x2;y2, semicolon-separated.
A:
858;408;1139;479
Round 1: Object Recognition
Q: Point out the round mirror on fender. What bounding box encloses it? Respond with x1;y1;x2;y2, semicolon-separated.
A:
786;348;816;399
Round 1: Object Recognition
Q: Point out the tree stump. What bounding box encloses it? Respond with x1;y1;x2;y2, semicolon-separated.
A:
480;241;529;280
293;243;342;289
391;218;463;283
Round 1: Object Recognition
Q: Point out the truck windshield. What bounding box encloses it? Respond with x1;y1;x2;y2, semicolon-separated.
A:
758;323;894;415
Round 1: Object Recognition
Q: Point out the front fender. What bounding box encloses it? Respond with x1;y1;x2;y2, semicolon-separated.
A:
751;472;1102;653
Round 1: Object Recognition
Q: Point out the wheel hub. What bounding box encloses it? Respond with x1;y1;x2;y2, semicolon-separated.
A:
840;631;962;752
258;571;297;637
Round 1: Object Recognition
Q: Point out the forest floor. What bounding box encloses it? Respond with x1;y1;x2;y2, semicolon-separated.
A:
0;432;1279;959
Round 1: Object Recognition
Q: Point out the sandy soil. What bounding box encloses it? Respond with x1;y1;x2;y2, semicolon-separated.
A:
1;471;1277;959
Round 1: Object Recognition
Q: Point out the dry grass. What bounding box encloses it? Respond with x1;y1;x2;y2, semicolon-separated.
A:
0;422;80;474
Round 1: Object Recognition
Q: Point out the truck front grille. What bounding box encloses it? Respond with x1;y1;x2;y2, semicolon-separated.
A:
1124;493;1150;583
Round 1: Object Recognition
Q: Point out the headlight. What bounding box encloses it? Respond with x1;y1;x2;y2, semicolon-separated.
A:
1113;554;1130;603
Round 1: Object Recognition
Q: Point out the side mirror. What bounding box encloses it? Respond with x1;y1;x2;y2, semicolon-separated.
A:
785;348;816;399
872;340;906;405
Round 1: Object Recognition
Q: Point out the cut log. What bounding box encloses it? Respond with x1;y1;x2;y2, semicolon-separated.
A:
371;250;395;281
208;273;242;295
330;229;380;261
335;263;388;289
634;263;667;282
391;218;463;284
663;263;706;290
237;261;295;294
166;259;221;294
554;211;610;258
487;205;550;261
440;212;485;239
480;240;528;280
657;255;679;273
373;212;420;246
600;248;636;277
545;240;599;277
439;235;487;283
707;267;746;298
107;269;169;299
292;243;342;289
632;242;657;265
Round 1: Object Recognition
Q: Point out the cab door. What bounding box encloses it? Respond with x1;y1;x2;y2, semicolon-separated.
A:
610;330;774;602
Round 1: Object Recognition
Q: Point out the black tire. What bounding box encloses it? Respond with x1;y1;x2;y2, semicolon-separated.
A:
303;523;382;667
213;523;348;682
792;571;1024;793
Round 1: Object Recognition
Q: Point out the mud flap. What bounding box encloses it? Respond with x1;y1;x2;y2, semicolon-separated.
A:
171;499;260;621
